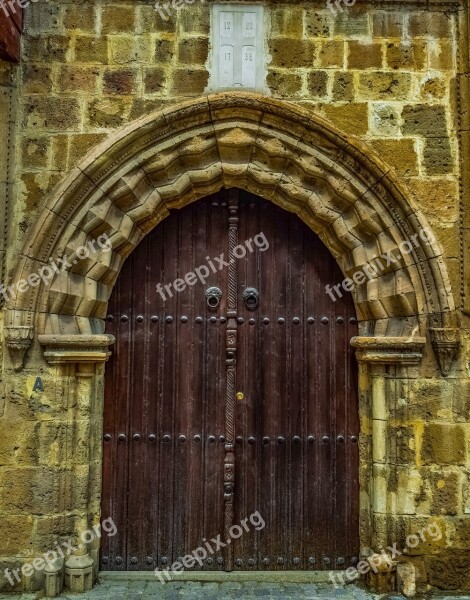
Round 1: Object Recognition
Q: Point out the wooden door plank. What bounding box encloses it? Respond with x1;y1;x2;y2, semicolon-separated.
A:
5;3;23;33
203;198;229;570
0;9;21;62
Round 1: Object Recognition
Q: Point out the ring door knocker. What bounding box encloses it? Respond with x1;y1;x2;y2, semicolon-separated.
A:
243;287;259;310
205;286;222;310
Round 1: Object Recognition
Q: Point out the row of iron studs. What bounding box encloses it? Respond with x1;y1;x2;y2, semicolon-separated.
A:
107;315;358;325
104;434;358;444
102;555;359;566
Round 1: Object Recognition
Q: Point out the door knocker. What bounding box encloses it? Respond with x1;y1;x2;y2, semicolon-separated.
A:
243;287;259;310
205;287;222;309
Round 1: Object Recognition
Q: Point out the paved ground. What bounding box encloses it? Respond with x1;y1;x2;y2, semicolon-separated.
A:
0;581;397;599
0;581;468;599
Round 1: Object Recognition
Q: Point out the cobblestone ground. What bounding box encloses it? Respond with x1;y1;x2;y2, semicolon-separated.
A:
0;581;468;600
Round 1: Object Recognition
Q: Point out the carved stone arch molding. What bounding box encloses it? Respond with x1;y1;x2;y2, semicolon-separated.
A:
5;92;459;374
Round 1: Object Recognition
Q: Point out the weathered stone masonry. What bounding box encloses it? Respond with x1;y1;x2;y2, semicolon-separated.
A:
0;0;468;595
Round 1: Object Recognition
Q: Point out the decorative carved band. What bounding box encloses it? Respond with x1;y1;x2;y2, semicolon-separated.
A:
224;189;239;571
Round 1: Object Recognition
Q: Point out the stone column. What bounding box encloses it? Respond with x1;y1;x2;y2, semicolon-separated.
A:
351;336;426;592
371;363;388;548
38;335;114;596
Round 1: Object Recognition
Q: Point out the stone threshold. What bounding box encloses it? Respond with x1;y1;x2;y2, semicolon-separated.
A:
100;570;342;583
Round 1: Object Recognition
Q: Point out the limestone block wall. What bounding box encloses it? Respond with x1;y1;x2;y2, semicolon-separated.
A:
14;1;462;297
0;0;468;594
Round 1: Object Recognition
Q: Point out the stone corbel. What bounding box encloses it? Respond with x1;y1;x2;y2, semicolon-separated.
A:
351;336;427;365
5;325;35;370
38;334;115;365
429;328;460;377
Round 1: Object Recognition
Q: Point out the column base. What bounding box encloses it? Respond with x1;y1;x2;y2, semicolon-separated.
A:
64;554;94;593
44;558;64;598
397;562;417;597
366;565;396;593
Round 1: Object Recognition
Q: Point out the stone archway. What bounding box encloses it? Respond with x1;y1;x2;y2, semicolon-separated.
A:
3;93;460;593
5;93;455;341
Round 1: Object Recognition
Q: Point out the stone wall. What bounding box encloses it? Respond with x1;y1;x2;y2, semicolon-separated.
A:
15;1;461;297
0;0;468;595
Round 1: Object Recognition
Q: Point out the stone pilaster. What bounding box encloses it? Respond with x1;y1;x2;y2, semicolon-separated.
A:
38;334;114;595
352;335;426;592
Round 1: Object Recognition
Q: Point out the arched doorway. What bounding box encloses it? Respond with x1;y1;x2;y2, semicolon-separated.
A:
100;189;359;572
4;93;457;591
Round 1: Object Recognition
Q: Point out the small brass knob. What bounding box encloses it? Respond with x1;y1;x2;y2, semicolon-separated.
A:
236;392;244;400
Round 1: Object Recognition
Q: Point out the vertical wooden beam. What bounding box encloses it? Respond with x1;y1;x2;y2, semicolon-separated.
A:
460;1;470;313
224;189;239;571
0;62;17;318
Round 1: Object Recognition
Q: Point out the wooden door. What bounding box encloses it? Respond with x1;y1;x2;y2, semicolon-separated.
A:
233;197;359;570
101;189;359;572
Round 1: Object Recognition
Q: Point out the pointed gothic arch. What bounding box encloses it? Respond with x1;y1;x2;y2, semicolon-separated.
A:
4;93;457;369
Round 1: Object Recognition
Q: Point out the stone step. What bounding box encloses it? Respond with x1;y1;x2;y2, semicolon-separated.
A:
100;570;344;584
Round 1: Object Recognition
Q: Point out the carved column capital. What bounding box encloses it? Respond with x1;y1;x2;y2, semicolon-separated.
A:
429;327;460;377
351;336;427;365
5;325;35;370
38;334;115;366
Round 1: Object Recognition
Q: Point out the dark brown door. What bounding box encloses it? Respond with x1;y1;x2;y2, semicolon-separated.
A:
101;189;359;572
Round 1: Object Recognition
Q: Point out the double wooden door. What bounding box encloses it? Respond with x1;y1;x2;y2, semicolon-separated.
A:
101;189;359;572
